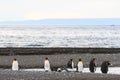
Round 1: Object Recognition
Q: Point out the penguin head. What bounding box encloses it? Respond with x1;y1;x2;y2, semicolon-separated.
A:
106;61;111;66
70;59;73;61
45;57;48;60
79;58;82;61
13;58;17;61
45;57;49;61
92;58;96;61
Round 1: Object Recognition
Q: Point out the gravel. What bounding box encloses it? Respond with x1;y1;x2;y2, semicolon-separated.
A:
0;53;120;80
0;70;120;80
0;53;120;68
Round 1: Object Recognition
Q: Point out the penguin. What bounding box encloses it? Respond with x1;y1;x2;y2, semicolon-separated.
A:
89;58;96;73
77;59;83;72
12;58;19;71
67;59;74;69
57;68;62;72
44;57;51;72
101;61;111;74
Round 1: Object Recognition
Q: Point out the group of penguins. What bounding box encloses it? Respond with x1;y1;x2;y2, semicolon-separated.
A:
66;58;111;74
12;58;111;74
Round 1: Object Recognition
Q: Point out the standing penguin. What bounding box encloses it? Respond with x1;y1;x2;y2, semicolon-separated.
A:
44;57;51;72
101;61;111;74
89;58;96;73
12;58;19;71
77;59;83;72
67;59;74;69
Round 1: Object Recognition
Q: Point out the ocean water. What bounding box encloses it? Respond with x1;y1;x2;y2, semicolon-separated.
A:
0;25;120;48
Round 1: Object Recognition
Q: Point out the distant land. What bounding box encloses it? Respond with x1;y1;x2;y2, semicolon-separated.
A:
0;18;120;25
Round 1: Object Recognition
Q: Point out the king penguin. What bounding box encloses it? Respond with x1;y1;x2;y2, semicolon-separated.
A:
101;61;111;74
44;57;51;72
12;58;19;71
77;59;83;72
67;59;74;69
89;58;96;73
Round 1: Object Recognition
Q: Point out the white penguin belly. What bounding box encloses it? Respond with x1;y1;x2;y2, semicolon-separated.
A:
12;61;19;71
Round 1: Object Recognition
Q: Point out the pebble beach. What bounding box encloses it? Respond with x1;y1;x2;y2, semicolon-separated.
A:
0;70;120;80
0;48;120;80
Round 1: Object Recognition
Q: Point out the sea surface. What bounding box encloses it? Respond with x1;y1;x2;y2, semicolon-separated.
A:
0;25;120;48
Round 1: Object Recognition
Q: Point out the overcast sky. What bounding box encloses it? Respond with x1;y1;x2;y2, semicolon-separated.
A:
0;0;120;21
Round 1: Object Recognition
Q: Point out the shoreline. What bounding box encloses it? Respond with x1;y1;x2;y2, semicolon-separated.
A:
0;47;120;55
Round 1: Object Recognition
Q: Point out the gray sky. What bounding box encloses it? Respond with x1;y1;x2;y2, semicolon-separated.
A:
0;0;120;21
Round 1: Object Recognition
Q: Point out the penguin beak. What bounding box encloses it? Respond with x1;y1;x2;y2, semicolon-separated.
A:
108;62;112;66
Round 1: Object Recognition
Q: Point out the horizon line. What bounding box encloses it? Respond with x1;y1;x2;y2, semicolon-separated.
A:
0;18;120;22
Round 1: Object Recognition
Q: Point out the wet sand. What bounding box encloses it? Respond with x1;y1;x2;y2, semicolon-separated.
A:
0;47;120;55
